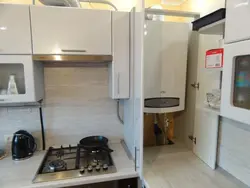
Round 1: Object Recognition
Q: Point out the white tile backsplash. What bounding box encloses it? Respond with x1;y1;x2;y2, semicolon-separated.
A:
0;66;123;150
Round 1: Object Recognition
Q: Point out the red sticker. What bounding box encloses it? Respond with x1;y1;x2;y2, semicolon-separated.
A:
205;48;224;68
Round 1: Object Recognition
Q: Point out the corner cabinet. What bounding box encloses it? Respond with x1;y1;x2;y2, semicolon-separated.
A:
30;6;112;55
0;4;32;54
0;55;44;104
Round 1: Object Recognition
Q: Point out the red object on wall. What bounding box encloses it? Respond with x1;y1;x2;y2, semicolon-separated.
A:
205;48;224;68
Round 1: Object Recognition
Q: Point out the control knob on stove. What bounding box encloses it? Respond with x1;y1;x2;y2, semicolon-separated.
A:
103;164;108;171
95;165;101;172
79;168;85;175
88;165;93;172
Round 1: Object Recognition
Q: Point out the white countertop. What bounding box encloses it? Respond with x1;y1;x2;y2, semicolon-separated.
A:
0;142;138;188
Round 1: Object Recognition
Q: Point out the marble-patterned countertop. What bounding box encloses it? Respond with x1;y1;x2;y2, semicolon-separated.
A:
0;142;138;188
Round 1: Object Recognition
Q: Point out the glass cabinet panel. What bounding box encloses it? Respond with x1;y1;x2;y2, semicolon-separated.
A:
0;64;26;95
233;55;250;109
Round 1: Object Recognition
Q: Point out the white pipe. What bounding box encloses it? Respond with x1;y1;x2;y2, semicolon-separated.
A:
79;0;118;10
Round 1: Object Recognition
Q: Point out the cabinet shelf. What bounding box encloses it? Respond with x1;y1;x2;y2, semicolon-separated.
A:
201;106;220;115
192;8;226;35
205;67;223;71
198;19;225;35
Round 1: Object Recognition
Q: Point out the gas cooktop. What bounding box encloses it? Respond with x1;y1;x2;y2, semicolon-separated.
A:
33;144;116;183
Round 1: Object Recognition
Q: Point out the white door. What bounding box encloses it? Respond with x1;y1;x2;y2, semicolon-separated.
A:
123;7;144;179
192;35;222;169
30;6;111;55
0;4;32;54
225;0;250;43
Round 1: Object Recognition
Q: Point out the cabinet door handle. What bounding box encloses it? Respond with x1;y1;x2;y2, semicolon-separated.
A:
61;49;87;53
117;72;120;96
134;147;140;171
134;147;137;171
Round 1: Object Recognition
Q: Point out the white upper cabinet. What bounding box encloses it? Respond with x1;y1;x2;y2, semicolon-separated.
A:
0;55;44;104
0;4;32;54
109;12;130;99
225;0;250;44
30;6;112;55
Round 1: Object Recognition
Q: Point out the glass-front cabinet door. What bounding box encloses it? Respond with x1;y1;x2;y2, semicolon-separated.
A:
233;55;250;109
0;64;26;96
221;40;250;125
0;55;44;105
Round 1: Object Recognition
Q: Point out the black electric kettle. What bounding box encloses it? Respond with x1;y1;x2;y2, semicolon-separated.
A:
12;130;37;160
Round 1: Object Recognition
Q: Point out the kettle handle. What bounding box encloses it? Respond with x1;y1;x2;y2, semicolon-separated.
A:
33;142;37;152
27;136;37;152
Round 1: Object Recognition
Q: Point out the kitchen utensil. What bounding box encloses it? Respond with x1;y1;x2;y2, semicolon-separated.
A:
12;130;37;160
79;136;113;153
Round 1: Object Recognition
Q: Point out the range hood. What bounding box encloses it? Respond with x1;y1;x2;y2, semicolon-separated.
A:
32;55;113;64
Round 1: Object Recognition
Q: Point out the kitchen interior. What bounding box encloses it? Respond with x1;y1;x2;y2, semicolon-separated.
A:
0;0;250;188
142;0;250;188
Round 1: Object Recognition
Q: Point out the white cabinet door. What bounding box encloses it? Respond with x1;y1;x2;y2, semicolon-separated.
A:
109;12;130;99
30;6;111;55
193;35;222;169
0;55;44;104
221;40;250;125
225;0;250;43
0;4;32;54
123;9;144;178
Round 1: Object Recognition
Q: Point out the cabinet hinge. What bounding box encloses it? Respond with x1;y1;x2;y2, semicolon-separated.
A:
188;135;196;144
191;82;199;90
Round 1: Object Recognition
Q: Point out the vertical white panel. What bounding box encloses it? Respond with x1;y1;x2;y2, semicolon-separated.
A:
123;4;144;179
110;11;130;99
193;35;221;169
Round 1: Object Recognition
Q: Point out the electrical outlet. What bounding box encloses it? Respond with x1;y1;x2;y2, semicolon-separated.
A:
3;134;13;154
4;134;13;144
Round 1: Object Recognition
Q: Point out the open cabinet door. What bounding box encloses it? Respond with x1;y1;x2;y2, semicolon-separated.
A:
123;5;144;181
192;35;222;169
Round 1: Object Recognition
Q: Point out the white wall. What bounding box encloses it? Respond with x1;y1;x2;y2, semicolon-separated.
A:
0;67;123;150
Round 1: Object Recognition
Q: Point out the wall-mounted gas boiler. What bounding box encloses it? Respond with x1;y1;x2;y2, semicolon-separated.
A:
144;20;189;113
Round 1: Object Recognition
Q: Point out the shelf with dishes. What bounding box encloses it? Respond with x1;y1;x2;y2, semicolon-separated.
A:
201;89;221;115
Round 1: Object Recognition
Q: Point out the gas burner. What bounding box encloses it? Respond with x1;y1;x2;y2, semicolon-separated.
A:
48;159;67;172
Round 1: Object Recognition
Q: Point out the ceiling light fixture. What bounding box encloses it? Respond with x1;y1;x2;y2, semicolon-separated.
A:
161;0;187;6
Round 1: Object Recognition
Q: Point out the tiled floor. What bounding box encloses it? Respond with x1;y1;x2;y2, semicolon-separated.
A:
143;142;249;188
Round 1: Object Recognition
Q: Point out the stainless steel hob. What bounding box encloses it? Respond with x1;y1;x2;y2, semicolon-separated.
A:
33;144;116;183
